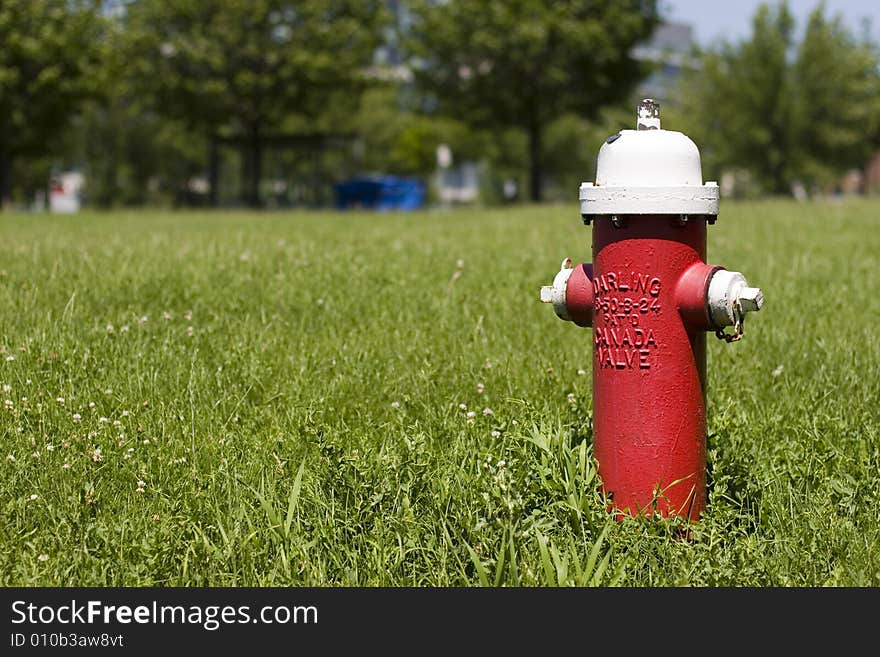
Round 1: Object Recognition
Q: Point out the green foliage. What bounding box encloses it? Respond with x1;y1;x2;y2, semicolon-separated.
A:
789;6;880;189
0;0;107;203
406;0;658;200
59;14;206;208
126;0;385;130
679;1;880;196
124;0;388;205
354;86;488;178
69;99;206;208
1;200;879;586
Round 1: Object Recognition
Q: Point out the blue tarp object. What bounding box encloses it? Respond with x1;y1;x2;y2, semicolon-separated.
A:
334;176;426;210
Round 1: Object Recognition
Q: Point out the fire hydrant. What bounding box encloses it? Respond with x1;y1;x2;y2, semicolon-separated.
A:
540;99;763;521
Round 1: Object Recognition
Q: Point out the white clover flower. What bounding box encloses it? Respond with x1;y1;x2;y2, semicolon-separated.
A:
29;494;38;500
122;410;129;417
2;384;10;393
104;389;112;395
99;417;109;423
491;430;501;438
138;315;148;325
577;369;587;376
772;364;784;377
32;451;40;458
163;311;172;321
113;420;122;427
482;407;494;416
466;411;476;419
6;355;15;361
38;554;49;562
6;454;15;461
4;399;13;408
120;325;130;333
567;393;577;404
91;447;103;462
184;310;193;321
476;382;485;394
46;445;54;451
391;401;400;409
106;323;115;334
89;402;96;408
62;463;70;470
72;413;81;422
459;403;467;410
186;326;194;337
56;397;65;404
137;479;146;487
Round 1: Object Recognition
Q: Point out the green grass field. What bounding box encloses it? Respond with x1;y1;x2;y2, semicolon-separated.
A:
1;200;878;586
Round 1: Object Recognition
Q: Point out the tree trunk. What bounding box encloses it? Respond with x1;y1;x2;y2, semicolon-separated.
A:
528;122;543;203
208;137;219;207
0;151;12;210
246;123;262;208
771;159;789;196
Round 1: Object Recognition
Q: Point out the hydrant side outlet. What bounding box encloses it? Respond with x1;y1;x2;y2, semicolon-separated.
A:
540;99;764;521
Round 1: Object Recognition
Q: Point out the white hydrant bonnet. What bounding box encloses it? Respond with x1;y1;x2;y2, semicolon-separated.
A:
580;99;719;216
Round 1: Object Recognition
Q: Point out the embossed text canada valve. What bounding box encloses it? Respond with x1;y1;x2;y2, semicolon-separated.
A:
540;99;764;521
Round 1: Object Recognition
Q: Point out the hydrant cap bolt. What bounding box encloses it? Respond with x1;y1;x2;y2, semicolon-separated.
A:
738;287;764;313
637;98;661;130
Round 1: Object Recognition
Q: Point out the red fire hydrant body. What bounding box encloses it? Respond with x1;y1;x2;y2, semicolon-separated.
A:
542;100;763;521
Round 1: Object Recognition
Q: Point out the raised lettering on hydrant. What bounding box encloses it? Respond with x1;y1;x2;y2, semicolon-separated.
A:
540;99;764;521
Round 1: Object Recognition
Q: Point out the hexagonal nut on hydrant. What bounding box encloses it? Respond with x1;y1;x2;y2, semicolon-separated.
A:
737;286;764;313
707;270;764;329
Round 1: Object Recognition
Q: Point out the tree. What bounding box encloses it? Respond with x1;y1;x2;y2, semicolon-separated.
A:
55;11;206;208
790;5;880;191
679;1;880;196
0;1;106;207
69;96;207;208
405;0;658;202
125;0;387;207
354;85;489;177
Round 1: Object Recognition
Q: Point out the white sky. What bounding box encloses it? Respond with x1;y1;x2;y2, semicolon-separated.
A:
661;0;880;45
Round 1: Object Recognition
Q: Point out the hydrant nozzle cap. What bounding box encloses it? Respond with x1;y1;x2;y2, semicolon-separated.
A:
707;270;764;330
540;258;574;321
